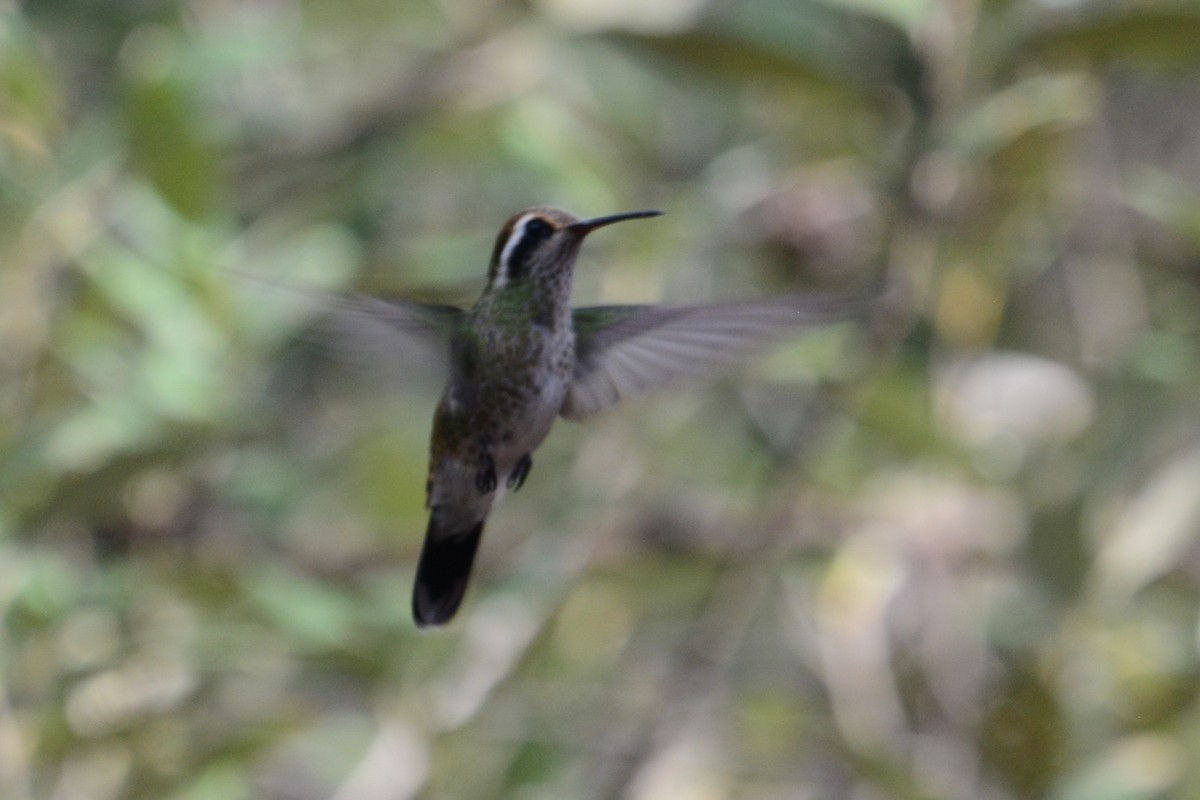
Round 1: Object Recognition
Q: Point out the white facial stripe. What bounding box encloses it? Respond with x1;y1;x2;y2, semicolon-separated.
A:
494;213;536;288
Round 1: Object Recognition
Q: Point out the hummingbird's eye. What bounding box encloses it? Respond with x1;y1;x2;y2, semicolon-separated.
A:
523;218;553;240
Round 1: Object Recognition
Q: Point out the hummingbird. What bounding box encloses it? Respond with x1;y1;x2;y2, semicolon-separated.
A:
321;208;865;627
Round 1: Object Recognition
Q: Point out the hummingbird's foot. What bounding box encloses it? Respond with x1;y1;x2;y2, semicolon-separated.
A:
507;454;533;491
475;453;498;494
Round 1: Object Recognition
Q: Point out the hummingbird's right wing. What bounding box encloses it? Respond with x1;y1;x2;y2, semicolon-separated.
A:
234;267;466;391
562;293;866;420
314;294;464;385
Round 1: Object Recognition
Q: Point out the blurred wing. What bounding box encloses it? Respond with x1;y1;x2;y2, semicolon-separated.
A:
562;293;866;420
314;293;463;387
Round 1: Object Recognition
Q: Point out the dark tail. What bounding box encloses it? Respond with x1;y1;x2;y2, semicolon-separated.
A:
412;515;486;628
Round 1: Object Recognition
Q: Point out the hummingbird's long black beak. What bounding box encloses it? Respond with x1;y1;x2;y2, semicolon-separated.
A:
568;209;663;235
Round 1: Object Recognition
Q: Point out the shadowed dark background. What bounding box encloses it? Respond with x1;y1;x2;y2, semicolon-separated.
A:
3;0;1200;797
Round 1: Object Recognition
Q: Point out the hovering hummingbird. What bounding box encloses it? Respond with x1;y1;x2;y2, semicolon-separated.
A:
321;208;865;627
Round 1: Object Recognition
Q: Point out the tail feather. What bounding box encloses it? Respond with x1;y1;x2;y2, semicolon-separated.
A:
412;516;485;628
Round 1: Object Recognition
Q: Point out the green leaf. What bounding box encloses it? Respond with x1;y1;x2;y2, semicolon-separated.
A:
250;567;360;651
120;27;223;219
1006;7;1200;72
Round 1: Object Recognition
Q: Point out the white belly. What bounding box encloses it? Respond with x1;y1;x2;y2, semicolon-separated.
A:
491;376;567;475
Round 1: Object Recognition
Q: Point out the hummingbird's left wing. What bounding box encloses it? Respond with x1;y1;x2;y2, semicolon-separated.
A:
562;293;866;420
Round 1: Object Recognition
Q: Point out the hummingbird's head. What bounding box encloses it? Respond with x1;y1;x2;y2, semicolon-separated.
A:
486;207;662;291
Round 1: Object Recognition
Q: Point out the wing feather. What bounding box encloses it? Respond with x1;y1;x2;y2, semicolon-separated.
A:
562;293;866;420
234;271;464;388
314;293;463;385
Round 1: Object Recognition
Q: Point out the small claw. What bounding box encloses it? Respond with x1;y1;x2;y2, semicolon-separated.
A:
475;453;497;494
507;454;532;491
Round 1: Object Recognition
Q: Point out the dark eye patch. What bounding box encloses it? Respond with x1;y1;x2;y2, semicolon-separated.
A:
504;216;555;280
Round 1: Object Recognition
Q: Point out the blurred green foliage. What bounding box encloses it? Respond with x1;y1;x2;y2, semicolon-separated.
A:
3;0;1200;798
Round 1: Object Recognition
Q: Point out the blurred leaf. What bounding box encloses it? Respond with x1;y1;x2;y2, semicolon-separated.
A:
947;72;1099;161
11;551;85;621
174;762;247;800
23;0;178;62
982;666;1066;797
612;29;864;103
503;740;567;791
607;0;924;129
1056;734;1184;800
71;247;229;422
1006;7;1200;72
704;0;922;102
852;358;947;459
120;27;223;219
0;14;64;167
250;567;360;651
1129;330;1192;385
41;401;161;473
1095;447;1200;599
1123;166;1200;248
609;0;916;112
822;0;932;30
